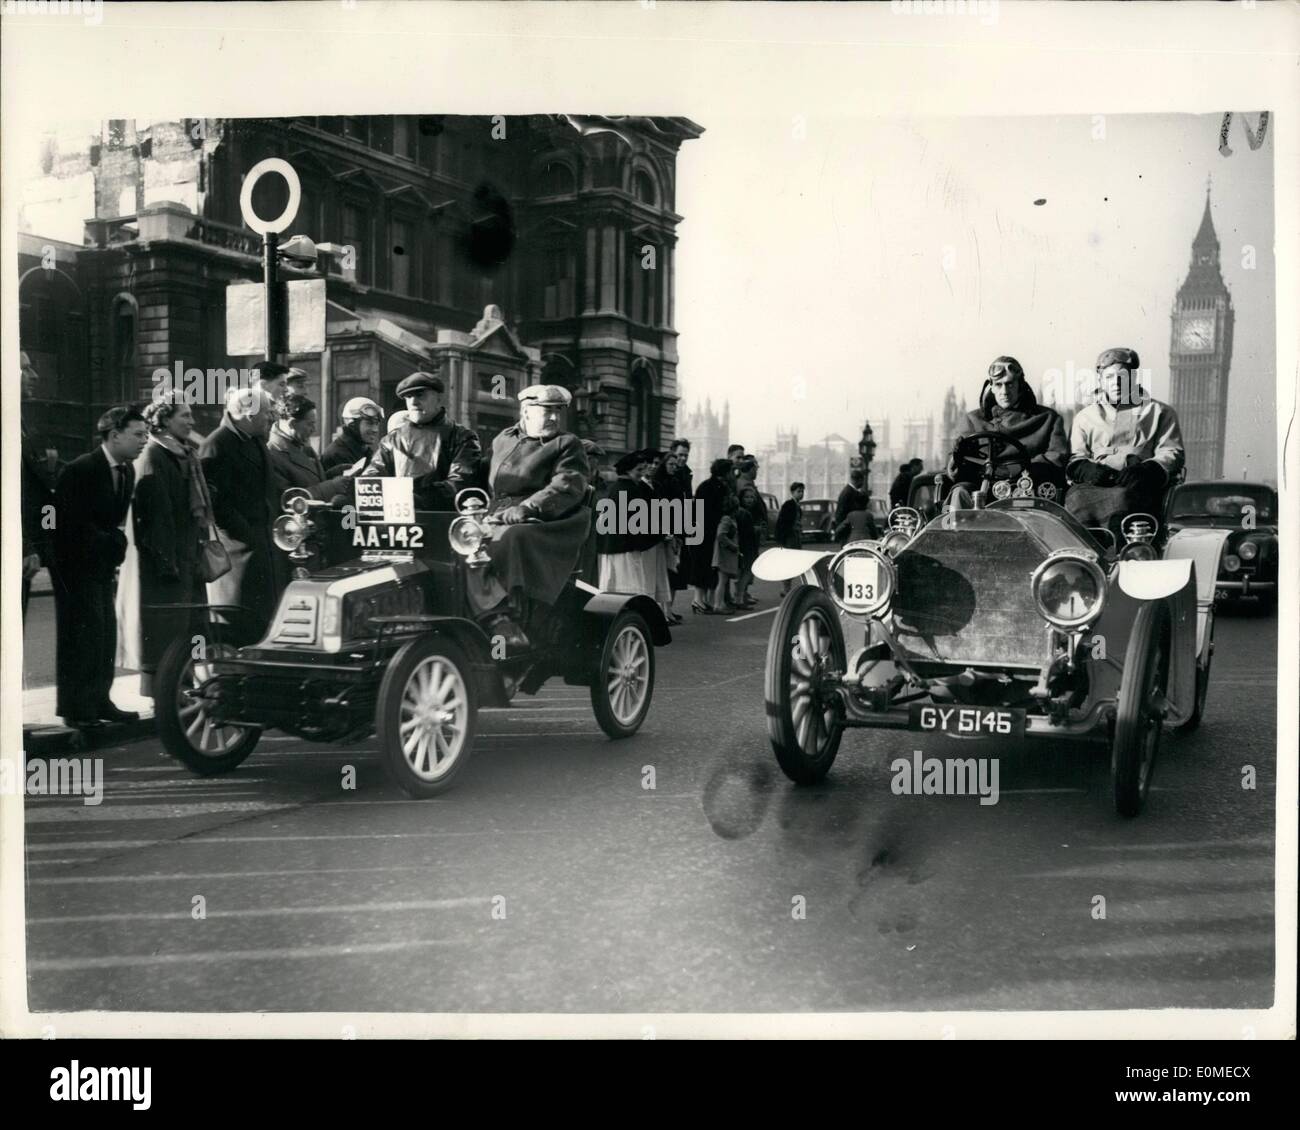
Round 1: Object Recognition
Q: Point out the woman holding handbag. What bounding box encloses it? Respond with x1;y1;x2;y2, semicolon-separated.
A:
131;392;220;697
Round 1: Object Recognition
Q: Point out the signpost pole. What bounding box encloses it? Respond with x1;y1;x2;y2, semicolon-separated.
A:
262;231;279;363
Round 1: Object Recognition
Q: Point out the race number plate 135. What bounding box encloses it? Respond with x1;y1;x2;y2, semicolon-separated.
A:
355;476;415;524
908;704;1026;738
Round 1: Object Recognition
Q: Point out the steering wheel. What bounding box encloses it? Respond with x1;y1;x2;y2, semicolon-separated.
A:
952;430;1031;472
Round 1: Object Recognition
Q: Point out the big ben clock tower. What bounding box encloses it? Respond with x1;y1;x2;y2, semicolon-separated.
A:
1169;184;1235;480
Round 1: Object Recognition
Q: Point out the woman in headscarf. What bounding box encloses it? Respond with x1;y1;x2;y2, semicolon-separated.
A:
652;449;689;623
598;450;652;597
468;384;591;653
635;449;677;624
130;392;215;697
688;458;735;613
946;356;1069;500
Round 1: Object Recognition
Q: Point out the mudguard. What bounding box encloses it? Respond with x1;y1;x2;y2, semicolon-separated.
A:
1116;558;1192;601
752;547;834;583
1115;558;1198;727
575;580;671;645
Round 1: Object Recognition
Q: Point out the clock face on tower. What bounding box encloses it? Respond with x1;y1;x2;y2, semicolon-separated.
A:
1178;316;1215;352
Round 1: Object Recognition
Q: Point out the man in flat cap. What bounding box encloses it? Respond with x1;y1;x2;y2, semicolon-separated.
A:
359;368;482;510
1065;347;1185;539
284;366;309;393
467;383;591;651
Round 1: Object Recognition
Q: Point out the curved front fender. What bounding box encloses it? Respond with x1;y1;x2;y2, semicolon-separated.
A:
753;547;833;583
576;583;671;645
1116;558;1193;601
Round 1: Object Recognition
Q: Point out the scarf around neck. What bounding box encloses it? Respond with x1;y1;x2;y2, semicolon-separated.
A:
150;432;213;527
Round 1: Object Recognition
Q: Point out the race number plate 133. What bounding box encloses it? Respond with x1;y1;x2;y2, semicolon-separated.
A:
841;555;879;608
908;704;1026;738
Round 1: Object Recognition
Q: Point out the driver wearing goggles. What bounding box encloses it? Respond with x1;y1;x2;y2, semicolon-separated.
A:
945;356;1069;500
321;396;384;478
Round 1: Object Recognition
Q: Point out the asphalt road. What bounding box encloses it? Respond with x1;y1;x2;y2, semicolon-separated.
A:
23;579;1278;1015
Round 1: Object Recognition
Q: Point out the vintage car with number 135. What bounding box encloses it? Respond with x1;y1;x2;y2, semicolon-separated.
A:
153;483;670;798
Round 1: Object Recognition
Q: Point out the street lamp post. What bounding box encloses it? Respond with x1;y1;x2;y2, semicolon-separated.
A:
859;421;877;492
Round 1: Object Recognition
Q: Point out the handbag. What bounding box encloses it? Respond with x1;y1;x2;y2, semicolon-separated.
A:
198;524;232;583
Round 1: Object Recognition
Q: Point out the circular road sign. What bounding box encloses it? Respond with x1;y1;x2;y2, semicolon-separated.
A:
239;158;301;236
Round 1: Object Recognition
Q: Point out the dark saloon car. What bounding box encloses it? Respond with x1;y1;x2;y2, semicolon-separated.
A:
1165;480;1278;610
799;499;835;542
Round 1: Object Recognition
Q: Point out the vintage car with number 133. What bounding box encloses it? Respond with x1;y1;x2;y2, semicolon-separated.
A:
754;474;1227;816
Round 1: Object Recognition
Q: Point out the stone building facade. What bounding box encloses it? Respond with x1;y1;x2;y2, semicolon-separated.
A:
18;114;702;460
755;429;858;501
676;396;730;476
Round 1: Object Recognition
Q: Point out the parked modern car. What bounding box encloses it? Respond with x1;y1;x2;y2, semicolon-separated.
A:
1165;480;1277;611
798;498;835;542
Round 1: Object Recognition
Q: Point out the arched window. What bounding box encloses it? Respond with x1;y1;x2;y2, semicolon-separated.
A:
541;353;578;395
19;268;88;452
633;169;658;207
539;161;576;197
540;245;575;318
110;294;138;401
626;362;657;451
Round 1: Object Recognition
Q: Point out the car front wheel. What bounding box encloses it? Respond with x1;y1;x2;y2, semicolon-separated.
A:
765;585;845;784
376;636;478;798
1112;601;1170;816
156;634;261;776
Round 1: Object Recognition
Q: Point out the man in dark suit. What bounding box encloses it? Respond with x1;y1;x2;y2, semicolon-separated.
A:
52;404;149;727
774;481;805;595
889;459;919;509
199;386;280;646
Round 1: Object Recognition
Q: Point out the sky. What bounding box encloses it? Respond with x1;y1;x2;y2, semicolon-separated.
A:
673;112;1277;481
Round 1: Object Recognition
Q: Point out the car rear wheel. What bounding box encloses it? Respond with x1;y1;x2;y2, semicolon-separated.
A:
376;636;478;798
156;634;261;776
591;611;655;738
765;585;845;784
1112;601;1170;817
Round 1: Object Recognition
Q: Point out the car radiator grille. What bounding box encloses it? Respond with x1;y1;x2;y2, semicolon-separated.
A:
892;529;1050;668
